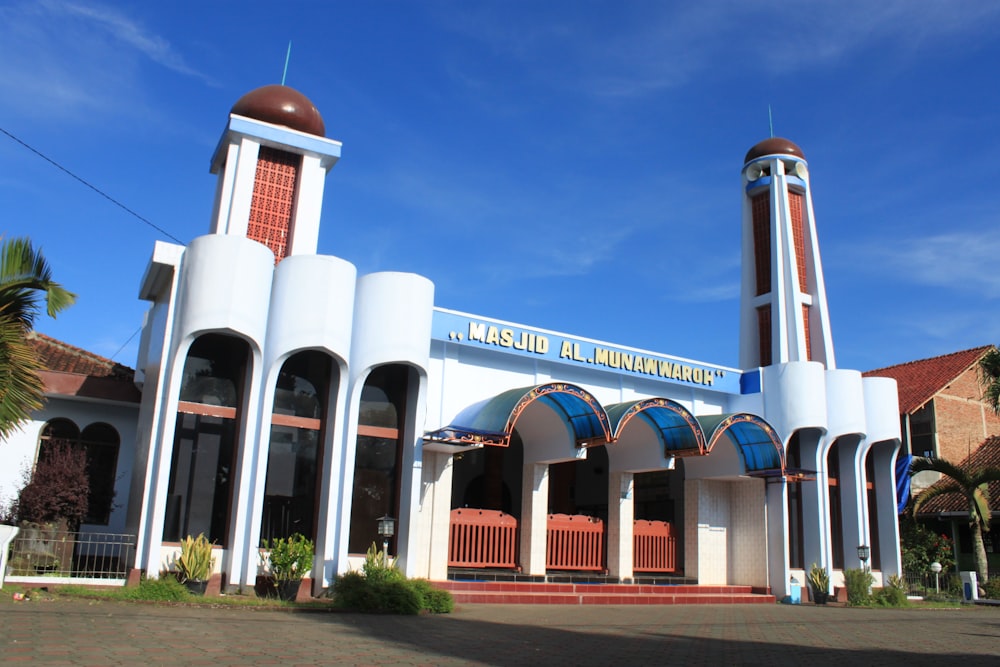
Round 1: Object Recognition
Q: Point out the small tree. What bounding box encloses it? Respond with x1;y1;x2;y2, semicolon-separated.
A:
13;442;89;530
899;514;955;575
911;456;1000;587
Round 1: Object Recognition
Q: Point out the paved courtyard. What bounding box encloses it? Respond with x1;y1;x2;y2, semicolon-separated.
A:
2;597;998;666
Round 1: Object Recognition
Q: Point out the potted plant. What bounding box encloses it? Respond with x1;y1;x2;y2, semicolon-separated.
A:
260;533;314;601
177;533;214;595
807;562;831;604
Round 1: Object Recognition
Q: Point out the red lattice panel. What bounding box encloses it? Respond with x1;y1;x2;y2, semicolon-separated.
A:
789;191;807;291
802;304;812;361
248;147;299;262
757;305;772;366
751;193;770;295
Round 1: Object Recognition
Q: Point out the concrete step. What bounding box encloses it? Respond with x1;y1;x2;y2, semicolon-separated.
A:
436;581;775;605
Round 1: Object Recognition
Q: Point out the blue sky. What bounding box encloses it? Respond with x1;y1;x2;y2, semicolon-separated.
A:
2;1;999;373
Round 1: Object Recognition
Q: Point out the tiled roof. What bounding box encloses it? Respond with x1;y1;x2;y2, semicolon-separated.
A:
27;331;135;381
916;435;1000;514
863;346;994;415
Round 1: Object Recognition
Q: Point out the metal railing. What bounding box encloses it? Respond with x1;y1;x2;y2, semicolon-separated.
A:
4;526;135;584
546;513;604;572
633;519;677;573
448;508;519;568
902;571;959;596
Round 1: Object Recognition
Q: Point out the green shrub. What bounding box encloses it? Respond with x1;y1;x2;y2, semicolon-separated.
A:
982;578;1000;600
331;547;453;614
871;585;908;607
123;575;192;602
361;542;404;584
843;568;875;606
260;533;314;583
899;517;955;575
177;533;214;582
408;578;455;613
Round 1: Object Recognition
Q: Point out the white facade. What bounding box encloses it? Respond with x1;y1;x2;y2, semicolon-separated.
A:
8;87;903;600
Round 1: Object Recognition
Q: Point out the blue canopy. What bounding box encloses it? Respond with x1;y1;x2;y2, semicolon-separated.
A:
424;383;611;447
697;413;784;475
605;398;705;456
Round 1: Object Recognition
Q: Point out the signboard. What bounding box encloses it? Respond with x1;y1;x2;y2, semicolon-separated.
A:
432;309;741;394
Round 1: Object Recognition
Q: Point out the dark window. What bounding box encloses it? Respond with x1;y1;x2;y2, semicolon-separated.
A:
909;404;936;458
865;453;881;570
261;351;332;543
348;365;410;555
828;443;844;570
786;434;804;569
38;419;120;525
163;334;248;545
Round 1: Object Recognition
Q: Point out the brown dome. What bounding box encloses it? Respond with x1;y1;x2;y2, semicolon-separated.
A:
231;84;325;137
744;137;804;164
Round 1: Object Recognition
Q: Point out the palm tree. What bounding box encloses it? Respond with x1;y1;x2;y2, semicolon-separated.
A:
911;456;1000;587
0;237;76;439
981;347;1000;416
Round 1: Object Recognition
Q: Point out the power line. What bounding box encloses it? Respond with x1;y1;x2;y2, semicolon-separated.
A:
0;125;184;244
109;326;142;363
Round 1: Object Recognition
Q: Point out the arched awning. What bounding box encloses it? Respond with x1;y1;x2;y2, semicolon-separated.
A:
606;398;706;457
697;413;785;476
424;383;611;448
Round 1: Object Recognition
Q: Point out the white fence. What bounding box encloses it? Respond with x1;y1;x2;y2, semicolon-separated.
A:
3;525;134;586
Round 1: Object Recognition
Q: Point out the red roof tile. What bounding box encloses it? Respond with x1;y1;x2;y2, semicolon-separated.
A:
916;435;1000;514
27;331;135;381
863;346;994;415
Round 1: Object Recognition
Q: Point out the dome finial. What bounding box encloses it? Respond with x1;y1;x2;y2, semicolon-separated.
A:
281;41;292;86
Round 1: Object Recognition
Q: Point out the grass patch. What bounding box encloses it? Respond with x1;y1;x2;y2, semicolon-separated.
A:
13;578;323;609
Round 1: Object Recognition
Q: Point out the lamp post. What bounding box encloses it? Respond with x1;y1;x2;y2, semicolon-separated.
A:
377;515;396;566
857;544;870;573
930;561;942;595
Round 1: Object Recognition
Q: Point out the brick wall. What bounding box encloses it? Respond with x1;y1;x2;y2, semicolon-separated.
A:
933;366;1000;462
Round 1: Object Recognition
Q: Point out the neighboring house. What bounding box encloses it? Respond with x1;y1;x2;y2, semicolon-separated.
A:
864;346;1000;495
0;332;140;534
913;435;1000;574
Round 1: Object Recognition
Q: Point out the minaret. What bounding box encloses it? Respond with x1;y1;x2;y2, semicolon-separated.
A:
738;137;835;369
208;84;342;262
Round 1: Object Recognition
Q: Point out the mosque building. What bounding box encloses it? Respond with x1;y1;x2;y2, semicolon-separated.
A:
7;84;904;600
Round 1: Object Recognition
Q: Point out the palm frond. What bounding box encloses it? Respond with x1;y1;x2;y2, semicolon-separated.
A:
0;313;45;439
910;456;974;487
0;237;76;325
980;348;1000;415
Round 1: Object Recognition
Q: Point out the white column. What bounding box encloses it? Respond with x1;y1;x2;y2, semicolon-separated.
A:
422;450;454;581
765;478;789;597
519;463;549;576
606;472;634;581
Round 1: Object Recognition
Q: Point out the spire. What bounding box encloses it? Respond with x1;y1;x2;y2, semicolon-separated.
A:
738;138;836;369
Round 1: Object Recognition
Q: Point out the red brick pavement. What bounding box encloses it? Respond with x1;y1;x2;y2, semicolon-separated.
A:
1;597;998;666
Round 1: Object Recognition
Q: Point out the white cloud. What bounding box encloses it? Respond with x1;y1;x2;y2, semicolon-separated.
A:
0;1;211;120
57;1;205;80
870;228;1000;298
433;1;1000;99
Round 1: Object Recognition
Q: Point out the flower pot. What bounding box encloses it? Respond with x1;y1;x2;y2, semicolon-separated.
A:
811;589;829;605
276;579;301;602
184;579;208;596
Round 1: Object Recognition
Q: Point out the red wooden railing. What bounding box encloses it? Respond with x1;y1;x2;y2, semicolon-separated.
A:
633;519;677;573
546;513;604;571
448;508;518;568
